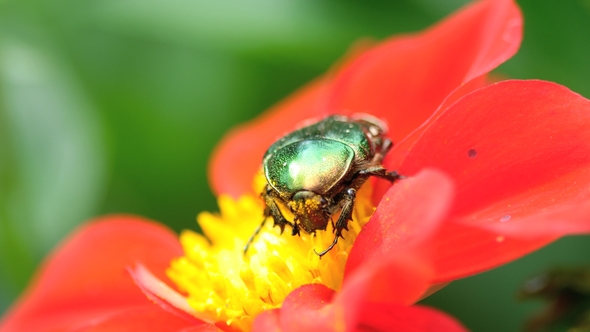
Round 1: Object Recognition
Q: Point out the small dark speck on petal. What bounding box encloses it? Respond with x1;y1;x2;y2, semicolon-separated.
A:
468;149;478;158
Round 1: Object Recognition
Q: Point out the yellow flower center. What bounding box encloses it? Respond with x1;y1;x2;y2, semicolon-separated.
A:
167;174;376;331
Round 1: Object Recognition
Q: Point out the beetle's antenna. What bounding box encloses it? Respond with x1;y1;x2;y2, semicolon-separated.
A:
244;218;267;255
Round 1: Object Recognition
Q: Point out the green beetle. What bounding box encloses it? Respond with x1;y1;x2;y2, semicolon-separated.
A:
244;114;402;257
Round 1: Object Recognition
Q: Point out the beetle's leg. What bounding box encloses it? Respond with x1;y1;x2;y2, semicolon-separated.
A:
243;217;267;254
358;166;405;183
370;137;394;163
375;138;393;160
244;185;294;255
291;221;300;236
368;138;405;181
314;188;356;258
264;186;294;234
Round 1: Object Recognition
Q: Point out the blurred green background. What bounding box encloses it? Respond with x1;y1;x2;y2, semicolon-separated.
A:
1;0;589;330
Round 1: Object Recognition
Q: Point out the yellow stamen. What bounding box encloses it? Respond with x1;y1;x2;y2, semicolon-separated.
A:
167;174;376;331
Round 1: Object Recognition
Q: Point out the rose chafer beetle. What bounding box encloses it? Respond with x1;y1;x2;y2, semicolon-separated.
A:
244;114;402;257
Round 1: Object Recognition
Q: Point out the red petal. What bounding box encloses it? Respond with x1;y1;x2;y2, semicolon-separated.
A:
261;267;462;332
267;248;436;331
278;284;340;332
426;222;555;282
210;0;522;198
341;256;432;306
356;302;467;332
398;80;590;281
130;264;209;324
326;0;522;143
346;169;454;280
59;306;219;332
0;216;201;331
252;310;281;332
482;199;590;236
209;78;331;197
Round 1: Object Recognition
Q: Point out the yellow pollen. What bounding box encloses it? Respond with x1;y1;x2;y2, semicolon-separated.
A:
167;175;376;331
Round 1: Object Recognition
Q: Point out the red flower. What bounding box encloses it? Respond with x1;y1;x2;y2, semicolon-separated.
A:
0;174;466;331
3;0;590;330
210;0;590;283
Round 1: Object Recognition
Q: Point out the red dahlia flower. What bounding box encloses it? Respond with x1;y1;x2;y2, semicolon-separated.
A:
3;0;590;331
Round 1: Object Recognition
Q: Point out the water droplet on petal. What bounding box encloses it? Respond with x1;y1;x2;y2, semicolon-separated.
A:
500;215;511;223
467;149;477;158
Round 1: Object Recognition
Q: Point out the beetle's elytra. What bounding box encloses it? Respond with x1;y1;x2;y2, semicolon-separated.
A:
244;114;402;257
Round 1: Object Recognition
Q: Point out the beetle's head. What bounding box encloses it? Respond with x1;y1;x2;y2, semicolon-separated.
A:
288;191;330;233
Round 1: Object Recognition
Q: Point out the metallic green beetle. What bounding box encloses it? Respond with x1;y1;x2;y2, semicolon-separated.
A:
244;114;402;257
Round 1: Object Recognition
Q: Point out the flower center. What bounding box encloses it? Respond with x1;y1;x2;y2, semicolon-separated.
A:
167;175;375;331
